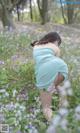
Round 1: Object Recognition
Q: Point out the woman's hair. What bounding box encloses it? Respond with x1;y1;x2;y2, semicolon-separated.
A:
31;32;61;47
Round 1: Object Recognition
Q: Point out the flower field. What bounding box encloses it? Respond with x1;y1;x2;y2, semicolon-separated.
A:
0;24;80;133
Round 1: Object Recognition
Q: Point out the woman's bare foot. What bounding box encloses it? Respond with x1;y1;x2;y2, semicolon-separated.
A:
43;107;53;122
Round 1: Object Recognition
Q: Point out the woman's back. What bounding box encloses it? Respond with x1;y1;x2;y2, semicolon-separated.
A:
33;47;56;64
34;42;60;57
33;47;68;89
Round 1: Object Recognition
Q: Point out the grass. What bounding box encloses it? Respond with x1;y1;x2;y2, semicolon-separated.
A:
0;31;80;133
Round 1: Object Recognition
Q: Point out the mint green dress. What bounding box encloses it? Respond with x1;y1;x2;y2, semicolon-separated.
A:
33;48;68;90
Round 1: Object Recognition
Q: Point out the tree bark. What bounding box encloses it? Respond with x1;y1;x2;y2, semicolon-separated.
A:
0;6;15;30
66;0;74;24
30;0;33;20
37;0;49;24
0;0;15;30
60;0;67;24
0;0;24;30
16;5;20;21
41;0;49;24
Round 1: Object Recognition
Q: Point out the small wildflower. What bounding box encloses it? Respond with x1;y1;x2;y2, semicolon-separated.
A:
52;115;61;127
75;105;80;113
59;108;68;117
66;88;73;96
19;105;26;111
64;81;71;88
0;60;4;65
6;103;15;111
5;92;9;97
75;105;80;121
17;131;22;133
46;125;56;133
13;89;17;97
60;119;68;130
0;89;6;93
0;113;5;122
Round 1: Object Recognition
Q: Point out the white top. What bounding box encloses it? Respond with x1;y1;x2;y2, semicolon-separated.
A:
34;42;60;57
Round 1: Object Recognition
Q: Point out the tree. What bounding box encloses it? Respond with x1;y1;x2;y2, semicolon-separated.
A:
30;0;33;20
60;0;67;24
37;0;50;24
0;0;27;30
66;0;74;24
59;0;77;24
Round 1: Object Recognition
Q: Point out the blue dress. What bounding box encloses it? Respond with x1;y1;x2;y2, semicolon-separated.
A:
33;48;68;90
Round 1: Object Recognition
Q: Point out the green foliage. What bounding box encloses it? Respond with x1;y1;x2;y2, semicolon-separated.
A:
18;62;35;89
20;6;41;23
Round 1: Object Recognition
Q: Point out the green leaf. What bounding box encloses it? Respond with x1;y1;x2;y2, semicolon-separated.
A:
13;125;21;133
6;117;16;125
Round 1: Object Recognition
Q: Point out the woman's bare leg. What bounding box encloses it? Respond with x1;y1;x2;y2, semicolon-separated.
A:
40;90;53;121
39;73;64;121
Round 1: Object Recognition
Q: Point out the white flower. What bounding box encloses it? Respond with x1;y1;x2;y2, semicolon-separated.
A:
5;92;9;97
59;88;67;96
16;110;21;116
64;81;71;89
0;89;6;93
75;114;80;121
30;114;36;119
60;119;68;130
66;88;73;96
59;108;68;117
0;60;4;65
19;105;26;111
26;114;30;118
46;125;56;133
61;100;69;107
16;97;19;101
6;103;15;111
15;122;18;126
32;127;39;133
78;127;80;132
75;105;80;113
18;116;22;121
15;103;20;108
25;125;28;129
0;113;5;121
75;105;80;121
13;89;17;97
51;115;61;127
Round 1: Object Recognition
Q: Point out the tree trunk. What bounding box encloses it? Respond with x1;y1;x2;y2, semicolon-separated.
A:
30;0;33;20
1;7;15;30
41;0;49;24
0;0;20;30
16;5;20;21
66;0;74;24
37;0;49;24
67;5;74;24
60;0;67;24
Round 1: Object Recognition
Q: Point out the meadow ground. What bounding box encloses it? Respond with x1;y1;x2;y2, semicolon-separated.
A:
0;23;80;133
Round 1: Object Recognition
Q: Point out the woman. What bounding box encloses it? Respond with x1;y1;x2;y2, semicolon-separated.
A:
31;32;68;122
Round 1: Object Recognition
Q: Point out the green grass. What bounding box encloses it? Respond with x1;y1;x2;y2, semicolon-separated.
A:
0;32;80;133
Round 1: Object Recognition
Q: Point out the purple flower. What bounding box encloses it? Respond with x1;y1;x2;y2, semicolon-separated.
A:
0;60;4;65
0;113;5;121
11;55;19;60
28;124;33;129
17;130;22;133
